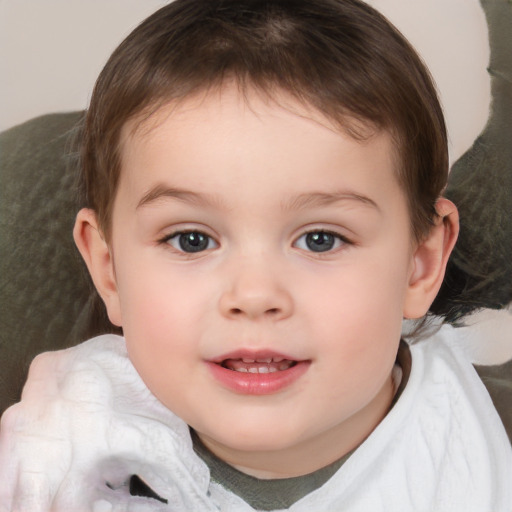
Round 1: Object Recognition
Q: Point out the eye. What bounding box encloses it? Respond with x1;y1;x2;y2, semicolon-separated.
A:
165;231;218;253
294;230;347;253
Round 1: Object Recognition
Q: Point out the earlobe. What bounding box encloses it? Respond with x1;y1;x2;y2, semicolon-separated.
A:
73;208;123;326
403;198;459;319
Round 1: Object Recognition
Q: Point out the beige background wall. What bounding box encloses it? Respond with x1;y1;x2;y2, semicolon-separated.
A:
0;0;168;131
1;0;491;166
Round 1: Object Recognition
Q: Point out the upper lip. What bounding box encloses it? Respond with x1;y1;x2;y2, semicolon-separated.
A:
209;349;304;364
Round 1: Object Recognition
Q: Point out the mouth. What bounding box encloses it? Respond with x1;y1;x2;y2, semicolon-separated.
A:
221;356;297;374
207;351;309;395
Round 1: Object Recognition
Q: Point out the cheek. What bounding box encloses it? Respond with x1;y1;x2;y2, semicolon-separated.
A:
300;253;408;373
117;250;207;318
118;269;209;404
115;256;222;369
304;253;409;324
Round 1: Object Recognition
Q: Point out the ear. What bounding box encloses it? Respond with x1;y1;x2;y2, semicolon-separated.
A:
73;208;123;327
403;198;459;319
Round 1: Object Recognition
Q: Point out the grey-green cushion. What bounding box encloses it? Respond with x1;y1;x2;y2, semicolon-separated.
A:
0;112;96;414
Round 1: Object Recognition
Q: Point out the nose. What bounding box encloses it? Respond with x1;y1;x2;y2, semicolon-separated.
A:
218;262;293;321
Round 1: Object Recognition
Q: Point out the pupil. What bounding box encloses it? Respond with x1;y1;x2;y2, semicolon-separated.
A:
179;232;208;252
306;232;334;252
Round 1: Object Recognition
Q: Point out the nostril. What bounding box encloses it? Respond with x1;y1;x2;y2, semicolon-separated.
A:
228;307;280;316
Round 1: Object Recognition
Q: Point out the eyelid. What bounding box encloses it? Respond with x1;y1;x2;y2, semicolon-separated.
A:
158;221;218;241
294;226;353;242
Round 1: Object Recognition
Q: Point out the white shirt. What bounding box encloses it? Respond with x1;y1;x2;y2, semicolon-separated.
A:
0;328;510;511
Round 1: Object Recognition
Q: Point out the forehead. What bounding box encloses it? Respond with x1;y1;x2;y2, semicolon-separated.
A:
123;83;383;147
116;86;402;212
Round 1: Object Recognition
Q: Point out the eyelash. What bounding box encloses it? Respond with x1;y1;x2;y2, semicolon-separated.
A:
158;228;352;255
293;229;352;254
159;230;218;254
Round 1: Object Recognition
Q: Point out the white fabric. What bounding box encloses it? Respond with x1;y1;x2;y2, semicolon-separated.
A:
0;329;510;511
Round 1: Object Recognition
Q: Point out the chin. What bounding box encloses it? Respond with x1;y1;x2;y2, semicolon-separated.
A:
203;420;309;453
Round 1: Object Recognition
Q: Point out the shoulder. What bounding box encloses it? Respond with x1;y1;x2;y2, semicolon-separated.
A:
475;360;512;444
408;321;512;446
430;313;512;445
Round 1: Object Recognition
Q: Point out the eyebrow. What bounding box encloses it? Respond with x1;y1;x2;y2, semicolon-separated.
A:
282;191;380;212
136;184;223;209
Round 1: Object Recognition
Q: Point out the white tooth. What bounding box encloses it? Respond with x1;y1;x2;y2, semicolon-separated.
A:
268;367;278;373
256;358;272;364
272;357;284;363
236;367;248;373
243;358;255;363
248;367;258;374
258;366;270;374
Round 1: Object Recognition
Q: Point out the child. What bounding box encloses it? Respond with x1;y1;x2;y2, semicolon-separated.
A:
0;0;510;510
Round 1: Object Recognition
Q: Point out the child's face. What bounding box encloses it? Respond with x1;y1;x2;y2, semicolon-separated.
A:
105;87;419;477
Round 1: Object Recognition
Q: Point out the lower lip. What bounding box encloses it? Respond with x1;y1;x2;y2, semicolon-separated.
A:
206;361;310;395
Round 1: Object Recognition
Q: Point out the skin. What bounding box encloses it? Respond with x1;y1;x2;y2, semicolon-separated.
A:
74;86;458;479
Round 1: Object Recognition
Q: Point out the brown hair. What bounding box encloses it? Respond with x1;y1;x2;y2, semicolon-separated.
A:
80;0;447;243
